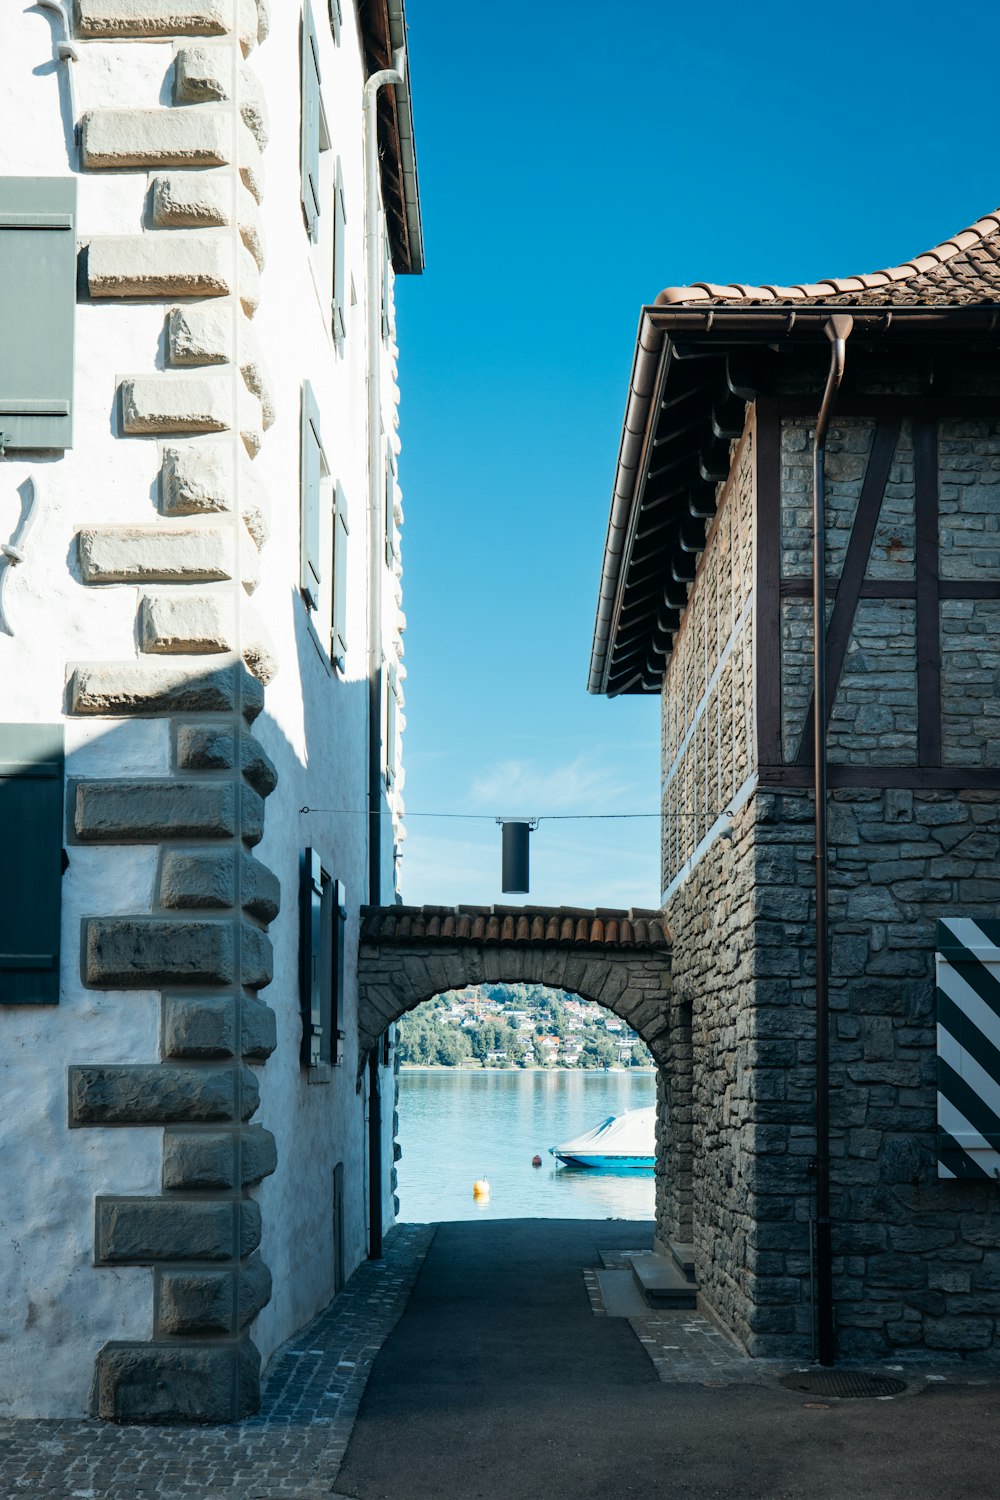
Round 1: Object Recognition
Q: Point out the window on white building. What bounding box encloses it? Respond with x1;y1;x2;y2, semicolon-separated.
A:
384;443;398;566
332;158;347;350
300;381;329;612
332;480;349;671
300;0;330;244
300;850;346;1069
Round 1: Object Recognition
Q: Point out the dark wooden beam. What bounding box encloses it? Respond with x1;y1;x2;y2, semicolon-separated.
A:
914;420;942;767
759;765;1000;791
781;577;1000;601
794;421;901;766
754;403;783;766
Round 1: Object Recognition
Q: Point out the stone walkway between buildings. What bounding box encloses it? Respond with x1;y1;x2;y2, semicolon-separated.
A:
4;1219;1000;1500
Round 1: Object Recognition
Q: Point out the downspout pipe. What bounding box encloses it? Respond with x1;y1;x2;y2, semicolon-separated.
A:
813;312;853;1367
364;49;406;907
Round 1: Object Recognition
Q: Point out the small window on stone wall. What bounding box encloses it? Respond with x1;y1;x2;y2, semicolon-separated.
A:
300;849;347;1068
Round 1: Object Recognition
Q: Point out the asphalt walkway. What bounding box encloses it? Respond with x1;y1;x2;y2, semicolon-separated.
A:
335;1217;1000;1500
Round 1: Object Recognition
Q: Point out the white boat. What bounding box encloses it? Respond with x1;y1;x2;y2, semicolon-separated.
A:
549;1105;655;1169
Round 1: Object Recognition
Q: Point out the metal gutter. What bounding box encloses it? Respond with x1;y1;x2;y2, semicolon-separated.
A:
588;302;1000;696
385;0;424;273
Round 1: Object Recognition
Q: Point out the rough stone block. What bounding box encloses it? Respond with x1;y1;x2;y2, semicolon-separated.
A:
150;169;265;270
96;1196;243;1262
238;1254;273;1326
240;1124;277;1185
139;590;232;654
81;106;233;171
120;374;232;437
88;230;231;300
75;779;237;841
157;1267;235;1334
174;723;277;797
162;1128;236;1189
167;302;231;365
76;0;230;40
69;1063;252;1125
160;441;271;548
69;661;263;722
80;525;233;583
93;1337;260;1424
83;916;271;989
163;995;237;1058
159;847;280;922
174;45;269;147
924;1315;995;1351
241;996;277;1058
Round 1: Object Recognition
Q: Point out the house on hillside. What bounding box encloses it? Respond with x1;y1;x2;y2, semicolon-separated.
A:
590;205;1000;1361
0;0;421;1423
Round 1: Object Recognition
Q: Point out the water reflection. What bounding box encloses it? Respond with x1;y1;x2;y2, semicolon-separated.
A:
396;1068;656;1223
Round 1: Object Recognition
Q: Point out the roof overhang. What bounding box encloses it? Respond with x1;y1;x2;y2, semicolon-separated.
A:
359;0;424;274
588;304;1000;698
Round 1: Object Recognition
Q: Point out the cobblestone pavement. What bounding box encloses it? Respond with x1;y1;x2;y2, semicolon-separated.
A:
0;1224;434;1500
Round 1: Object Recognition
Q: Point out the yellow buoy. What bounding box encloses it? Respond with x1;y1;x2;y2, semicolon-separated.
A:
472;1178;491;1200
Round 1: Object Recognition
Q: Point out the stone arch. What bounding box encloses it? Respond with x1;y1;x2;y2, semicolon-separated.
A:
357;904;672;1063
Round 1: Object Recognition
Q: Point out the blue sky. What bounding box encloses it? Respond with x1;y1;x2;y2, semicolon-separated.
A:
393;0;1000;910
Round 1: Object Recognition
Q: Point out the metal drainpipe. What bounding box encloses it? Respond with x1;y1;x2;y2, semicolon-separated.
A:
813;313;853;1366
364;49;406;907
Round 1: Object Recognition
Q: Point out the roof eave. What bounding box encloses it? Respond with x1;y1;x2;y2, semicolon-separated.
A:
588;302;1000;697
386;0;424;274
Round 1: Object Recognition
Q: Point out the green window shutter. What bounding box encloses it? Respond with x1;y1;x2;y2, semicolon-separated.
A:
300;0;324;241
0;724;64;1004
331;878;346;1063
332;480;349;668
300;381;326;610
384;445;398;565
0;178;76;451
328;0;342;45
332;158;347;346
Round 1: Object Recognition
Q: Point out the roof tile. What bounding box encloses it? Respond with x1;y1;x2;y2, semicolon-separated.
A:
358;905;670;952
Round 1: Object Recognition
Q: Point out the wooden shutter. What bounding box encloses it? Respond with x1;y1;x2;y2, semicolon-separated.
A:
332;480;349;668
328;0;342;45
300;0;323;241
936;918;1000;1180
0;724;64;1004
300;382;326;610
0;178;76;450
331;878;346;1063
332;158;347;345
384;445;398;565
300;849;324;1066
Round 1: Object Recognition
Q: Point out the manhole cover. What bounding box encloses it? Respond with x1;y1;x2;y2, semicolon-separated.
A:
780;1370;907;1400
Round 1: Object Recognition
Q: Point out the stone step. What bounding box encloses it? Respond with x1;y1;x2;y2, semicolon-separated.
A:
628;1251;698;1309
82;916;272;990
69;1062;259;1126
668;1239;697;1283
162;1124;277;1190
68;661;264;722
94;1195;261;1264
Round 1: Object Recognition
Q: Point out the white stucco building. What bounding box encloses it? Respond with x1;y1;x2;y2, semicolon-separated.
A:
0;0;421;1422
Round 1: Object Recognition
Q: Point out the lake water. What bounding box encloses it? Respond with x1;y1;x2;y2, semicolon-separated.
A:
395;1068;657;1222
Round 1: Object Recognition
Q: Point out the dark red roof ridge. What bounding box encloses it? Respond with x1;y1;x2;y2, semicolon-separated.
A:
359;904;671;950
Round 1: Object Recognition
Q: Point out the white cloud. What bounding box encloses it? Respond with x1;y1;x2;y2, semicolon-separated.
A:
467;752;635;815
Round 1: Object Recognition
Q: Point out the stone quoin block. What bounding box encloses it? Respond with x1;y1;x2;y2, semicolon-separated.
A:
174;722;277;797
150;170;266;270
157;1267;236;1335
241;996;277;1058
68;1063;256;1125
121;375;263;456
158;846;281;922
87;231;235;300
68;661;264;721
166;307;276;428
83;916;272;989
81;106;232;170
93;1337;261;1424
74;779;238;841
160;442;271;547
174;45;269;148
139;590;233;655
161;1125;277;1190
74;0;265;52
162;995;237;1059
95;1196;259;1263
79;525;234;584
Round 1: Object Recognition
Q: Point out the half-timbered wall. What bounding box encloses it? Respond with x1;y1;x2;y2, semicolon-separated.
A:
660;420;754;898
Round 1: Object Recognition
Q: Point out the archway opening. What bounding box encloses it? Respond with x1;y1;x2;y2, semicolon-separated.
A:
392;984;658;1226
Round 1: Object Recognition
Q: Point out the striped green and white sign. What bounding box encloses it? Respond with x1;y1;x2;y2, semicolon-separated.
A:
936;918;1000;1181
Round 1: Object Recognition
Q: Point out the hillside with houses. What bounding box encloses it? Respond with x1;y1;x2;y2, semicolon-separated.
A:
397;985;654;1069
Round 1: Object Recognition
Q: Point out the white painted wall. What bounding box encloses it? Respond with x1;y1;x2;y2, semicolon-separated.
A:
0;0;410;1414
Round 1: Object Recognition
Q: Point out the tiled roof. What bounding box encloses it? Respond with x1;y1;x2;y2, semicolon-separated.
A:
657;210;1000;308
359;905;671;950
